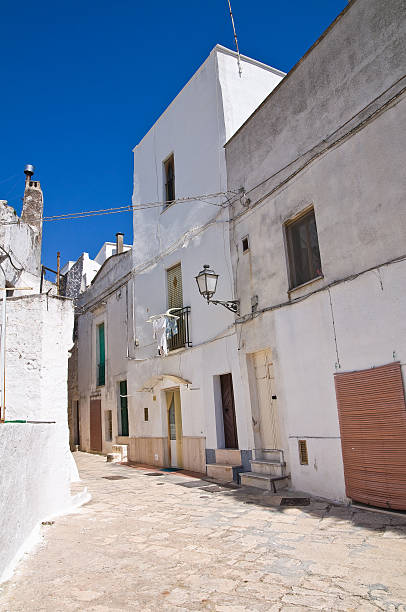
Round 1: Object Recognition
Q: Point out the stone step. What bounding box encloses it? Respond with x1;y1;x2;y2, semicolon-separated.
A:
240;472;290;492
206;463;242;483
260;449;284;463
112;444;128;462
250;459;286;477
215;449;241;466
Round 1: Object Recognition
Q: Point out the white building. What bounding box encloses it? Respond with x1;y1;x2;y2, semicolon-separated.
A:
73;45;285;476
0;168;83;582
225;0;406;506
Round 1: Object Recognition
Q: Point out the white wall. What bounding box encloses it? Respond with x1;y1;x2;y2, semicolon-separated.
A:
0;294;83;583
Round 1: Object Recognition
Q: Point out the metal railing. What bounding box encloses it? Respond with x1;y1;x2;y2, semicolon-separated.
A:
168;306;192;352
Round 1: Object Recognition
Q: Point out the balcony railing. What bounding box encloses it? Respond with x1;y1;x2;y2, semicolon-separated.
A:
168;306;192;352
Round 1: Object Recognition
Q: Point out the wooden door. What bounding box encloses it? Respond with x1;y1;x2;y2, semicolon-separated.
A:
119;380;129;436
253;350;280;449
166;389;183;467
220;373;238;449
90;399;102;452
335;362;406;510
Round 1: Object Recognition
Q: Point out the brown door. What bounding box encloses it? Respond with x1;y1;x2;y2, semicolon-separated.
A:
90;399;102;452
335;362;406;510
220;373;238;449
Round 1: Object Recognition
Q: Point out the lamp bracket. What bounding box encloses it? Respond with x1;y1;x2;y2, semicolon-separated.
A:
209;299;240;315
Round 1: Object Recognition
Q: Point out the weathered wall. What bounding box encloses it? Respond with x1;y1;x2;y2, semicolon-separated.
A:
225;0;406;500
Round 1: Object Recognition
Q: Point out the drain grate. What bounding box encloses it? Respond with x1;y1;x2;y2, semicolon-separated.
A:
103;475;128;480
144;472;164;476
280;497;310;506
177;480;208;488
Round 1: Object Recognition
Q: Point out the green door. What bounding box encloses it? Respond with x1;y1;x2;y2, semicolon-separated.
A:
98;323;105;386
119;380;129;437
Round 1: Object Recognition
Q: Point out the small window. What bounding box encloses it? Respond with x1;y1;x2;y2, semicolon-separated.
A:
286;208;322;289
298;440;309;465
105;411;112;442
242;236;249;253
164;154;175;206
144;407;149;422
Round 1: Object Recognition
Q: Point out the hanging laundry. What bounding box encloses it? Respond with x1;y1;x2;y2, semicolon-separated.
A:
166;315;178;339
152;316;168;356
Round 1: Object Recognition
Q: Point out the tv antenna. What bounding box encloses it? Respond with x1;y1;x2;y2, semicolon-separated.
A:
227;0;242;77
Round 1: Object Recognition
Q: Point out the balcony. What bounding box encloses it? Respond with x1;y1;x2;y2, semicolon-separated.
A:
168;306;192;352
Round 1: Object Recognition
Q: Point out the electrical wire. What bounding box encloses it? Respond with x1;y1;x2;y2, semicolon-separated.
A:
42;191;237;222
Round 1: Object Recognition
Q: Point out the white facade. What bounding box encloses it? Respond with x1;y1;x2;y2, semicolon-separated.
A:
225;0;406;501
0;171;85;582
74;45;284;473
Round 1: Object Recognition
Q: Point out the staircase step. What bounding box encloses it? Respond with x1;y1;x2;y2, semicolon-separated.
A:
250;460;286;477
240;472;290;492
260;449;284;463
206;463;242;483
215;449;241;466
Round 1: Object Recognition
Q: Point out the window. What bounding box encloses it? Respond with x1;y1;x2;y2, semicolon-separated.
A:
144;407;149;422
298;440;309;465
164;154;175;206
286;208;322;289
97;323;105;386
242;236;249;253
167;263;183;309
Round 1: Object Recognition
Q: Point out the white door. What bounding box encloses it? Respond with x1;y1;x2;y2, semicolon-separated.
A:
253;350;280;449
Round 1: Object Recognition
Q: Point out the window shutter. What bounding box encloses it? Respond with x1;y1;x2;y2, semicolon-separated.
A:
167;264;183;309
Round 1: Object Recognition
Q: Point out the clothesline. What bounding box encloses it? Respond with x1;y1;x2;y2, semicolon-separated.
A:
146;308;180;323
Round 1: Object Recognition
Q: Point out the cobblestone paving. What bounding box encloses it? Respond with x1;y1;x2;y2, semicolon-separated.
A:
1;452;406;611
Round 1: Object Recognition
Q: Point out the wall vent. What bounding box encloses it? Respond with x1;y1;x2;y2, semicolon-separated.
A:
298;439;309;465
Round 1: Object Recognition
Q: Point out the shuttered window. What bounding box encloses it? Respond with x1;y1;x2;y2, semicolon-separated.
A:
167;263;183;309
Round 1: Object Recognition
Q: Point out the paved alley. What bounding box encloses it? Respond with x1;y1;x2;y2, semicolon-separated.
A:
1;452;406;611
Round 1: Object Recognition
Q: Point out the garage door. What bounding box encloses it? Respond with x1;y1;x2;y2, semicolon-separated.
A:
334;362;406;510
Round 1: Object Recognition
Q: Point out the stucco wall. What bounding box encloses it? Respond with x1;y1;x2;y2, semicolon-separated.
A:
0;424;74;583
225;0;406;500
0;294;80;582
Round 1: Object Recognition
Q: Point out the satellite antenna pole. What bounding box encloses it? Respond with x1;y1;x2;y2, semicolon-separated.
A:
227;0;242;77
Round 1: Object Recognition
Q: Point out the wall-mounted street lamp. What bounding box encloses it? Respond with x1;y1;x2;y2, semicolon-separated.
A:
195;265;240;315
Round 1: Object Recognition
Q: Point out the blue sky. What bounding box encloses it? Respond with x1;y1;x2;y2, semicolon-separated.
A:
1;0;347;270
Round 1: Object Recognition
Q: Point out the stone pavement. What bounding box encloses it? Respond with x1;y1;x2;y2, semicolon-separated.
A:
1;452;406;611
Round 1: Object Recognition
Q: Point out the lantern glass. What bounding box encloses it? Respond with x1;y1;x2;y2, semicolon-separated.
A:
195;265;218;300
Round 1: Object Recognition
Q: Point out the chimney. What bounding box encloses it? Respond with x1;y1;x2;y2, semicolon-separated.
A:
21;164;43;233
116;232;124;254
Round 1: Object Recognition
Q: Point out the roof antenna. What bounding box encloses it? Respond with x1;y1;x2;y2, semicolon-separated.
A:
227;0;242;77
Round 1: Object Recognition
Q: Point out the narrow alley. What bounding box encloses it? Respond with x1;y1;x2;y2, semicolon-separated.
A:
1;452;405;611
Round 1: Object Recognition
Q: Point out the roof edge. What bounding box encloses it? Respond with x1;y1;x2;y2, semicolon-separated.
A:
225;0;357;148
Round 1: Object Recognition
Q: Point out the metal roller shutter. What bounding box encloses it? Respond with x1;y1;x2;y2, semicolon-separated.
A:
335;362;406;510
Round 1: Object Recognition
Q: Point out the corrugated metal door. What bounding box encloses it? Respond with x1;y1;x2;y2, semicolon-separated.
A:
335;362;406;510
90;399;102;452
167;263;183;309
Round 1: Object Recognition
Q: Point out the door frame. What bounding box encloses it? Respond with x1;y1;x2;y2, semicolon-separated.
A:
165;388;183;467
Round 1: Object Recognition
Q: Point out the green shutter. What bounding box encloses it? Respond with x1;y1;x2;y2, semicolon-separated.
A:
98;323;105;386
